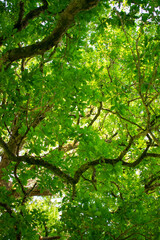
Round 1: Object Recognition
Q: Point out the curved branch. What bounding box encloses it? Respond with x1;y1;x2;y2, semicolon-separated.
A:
0;0;99;67
1;136;117;187
118;137;134;160
1;132;155;190
73;157;119;183
122;143;150;167
18;155;75;184
0;137;74;184
103;108;143;130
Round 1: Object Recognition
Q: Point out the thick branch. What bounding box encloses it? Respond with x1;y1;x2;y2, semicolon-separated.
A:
1;132;155;190
0;137;17;161
0;0;99;66
0;137;74;184
18;155;75;184
15;1;25;30
146;153;160;158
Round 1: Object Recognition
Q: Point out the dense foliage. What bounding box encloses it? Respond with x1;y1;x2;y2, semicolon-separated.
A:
0;0;159;239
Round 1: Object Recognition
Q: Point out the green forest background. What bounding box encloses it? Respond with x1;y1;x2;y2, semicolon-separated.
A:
0;0;159;239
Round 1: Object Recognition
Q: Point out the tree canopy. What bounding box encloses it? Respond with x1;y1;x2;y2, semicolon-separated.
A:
0;0;160;239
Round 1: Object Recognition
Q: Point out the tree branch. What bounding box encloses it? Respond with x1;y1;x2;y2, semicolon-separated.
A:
15;1;25;30
0;137;74;184
88;102;102;127
145;171;160;193
0;137;17;161
122;143;151;167
110;181;123;200
73;157;119;183
0;0;48;46
15;0;48;30
0;0;99;67
14;162;26;196
0;202;13;217
18;155;75;184
12;187;52;198
146;153;160;158
118;137;134;160
103;108;143;130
